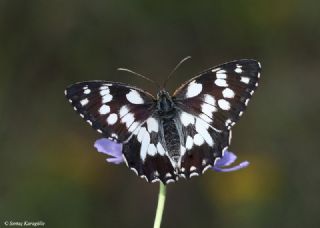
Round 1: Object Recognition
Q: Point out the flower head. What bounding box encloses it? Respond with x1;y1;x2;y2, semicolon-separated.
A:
94;138;249;173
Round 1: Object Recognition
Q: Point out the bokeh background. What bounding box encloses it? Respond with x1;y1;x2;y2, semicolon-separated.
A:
1;1;320;227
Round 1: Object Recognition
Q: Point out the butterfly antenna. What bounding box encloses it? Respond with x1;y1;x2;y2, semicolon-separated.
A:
163;56;192;89
117;68;160;90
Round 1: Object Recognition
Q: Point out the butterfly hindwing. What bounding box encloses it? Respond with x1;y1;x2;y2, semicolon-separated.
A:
176;110;230;178
65;81;156;142
122;115;177;183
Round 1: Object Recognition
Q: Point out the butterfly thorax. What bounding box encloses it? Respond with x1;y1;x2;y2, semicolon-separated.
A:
156;90;176;118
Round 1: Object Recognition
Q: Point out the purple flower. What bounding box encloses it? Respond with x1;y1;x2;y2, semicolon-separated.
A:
94;138;249;172
212;150;249;172
94;138;124;164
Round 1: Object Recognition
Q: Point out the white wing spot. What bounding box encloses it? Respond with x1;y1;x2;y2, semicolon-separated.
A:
218;99;231;110
235;65;243;73
226;119;232;126
186;80;202;98
202;164;212;173
190;166;197;172
100;87;110;96
250;90;254;95
102;94;113;103
107;113;118;125
215;79;228;87
156;142;166;155
151;178;160;183
185;136;194;150
239;111;244;116
86;120;92;126
130;167;138;175
199;113;212;123
121;112;134;128
193;133;204;146
147;144;157;156
180;145;186;156
245;98;250;106
147;117;158;133
180;112;195;126
154;171;159;177
99;104;110;115
222;88;235;98
216;70;227;79
84;89;91;94
100;85;109;90
128;121;140;133
204;94;216;106
97;129;102;133
166;179;175;184
80;98;89;106
126;90;144;104
240;76;250;84
190;172;199;178
201;103;217;118
111;133;118;139
140;132;150;161
195;118;213;146
119;105;129;118
137;127;147;142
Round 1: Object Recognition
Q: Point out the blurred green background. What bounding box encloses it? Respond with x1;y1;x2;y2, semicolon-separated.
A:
1;1;320;227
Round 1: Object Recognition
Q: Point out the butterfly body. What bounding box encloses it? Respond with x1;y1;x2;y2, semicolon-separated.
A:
65;59;261;184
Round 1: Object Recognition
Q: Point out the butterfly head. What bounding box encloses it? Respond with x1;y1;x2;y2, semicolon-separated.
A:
156;90;175;116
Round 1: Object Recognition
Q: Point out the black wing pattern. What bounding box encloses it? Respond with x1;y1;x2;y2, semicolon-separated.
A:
173;59;261;177
65;81;176;183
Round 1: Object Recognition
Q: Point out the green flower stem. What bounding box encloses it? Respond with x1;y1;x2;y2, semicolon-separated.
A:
153;183;167;228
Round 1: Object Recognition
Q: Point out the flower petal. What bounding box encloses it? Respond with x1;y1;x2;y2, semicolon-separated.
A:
94;138;124;164
212;150;250;172
106;157;124;165
214;150;237;167
213;161;249;172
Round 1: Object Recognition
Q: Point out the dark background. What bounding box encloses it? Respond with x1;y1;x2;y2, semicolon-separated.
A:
1;1;319;227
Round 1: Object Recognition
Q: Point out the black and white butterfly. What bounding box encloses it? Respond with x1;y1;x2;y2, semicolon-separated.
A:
65;59;261;184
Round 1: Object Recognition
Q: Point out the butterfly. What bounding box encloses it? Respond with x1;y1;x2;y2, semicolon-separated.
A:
65;59;261;184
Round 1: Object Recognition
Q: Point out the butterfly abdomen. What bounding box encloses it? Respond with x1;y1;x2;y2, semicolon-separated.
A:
161;118;181;163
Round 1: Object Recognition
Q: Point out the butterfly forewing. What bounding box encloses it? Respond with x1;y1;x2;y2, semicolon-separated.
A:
65;81;156;142
174;59;261;130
